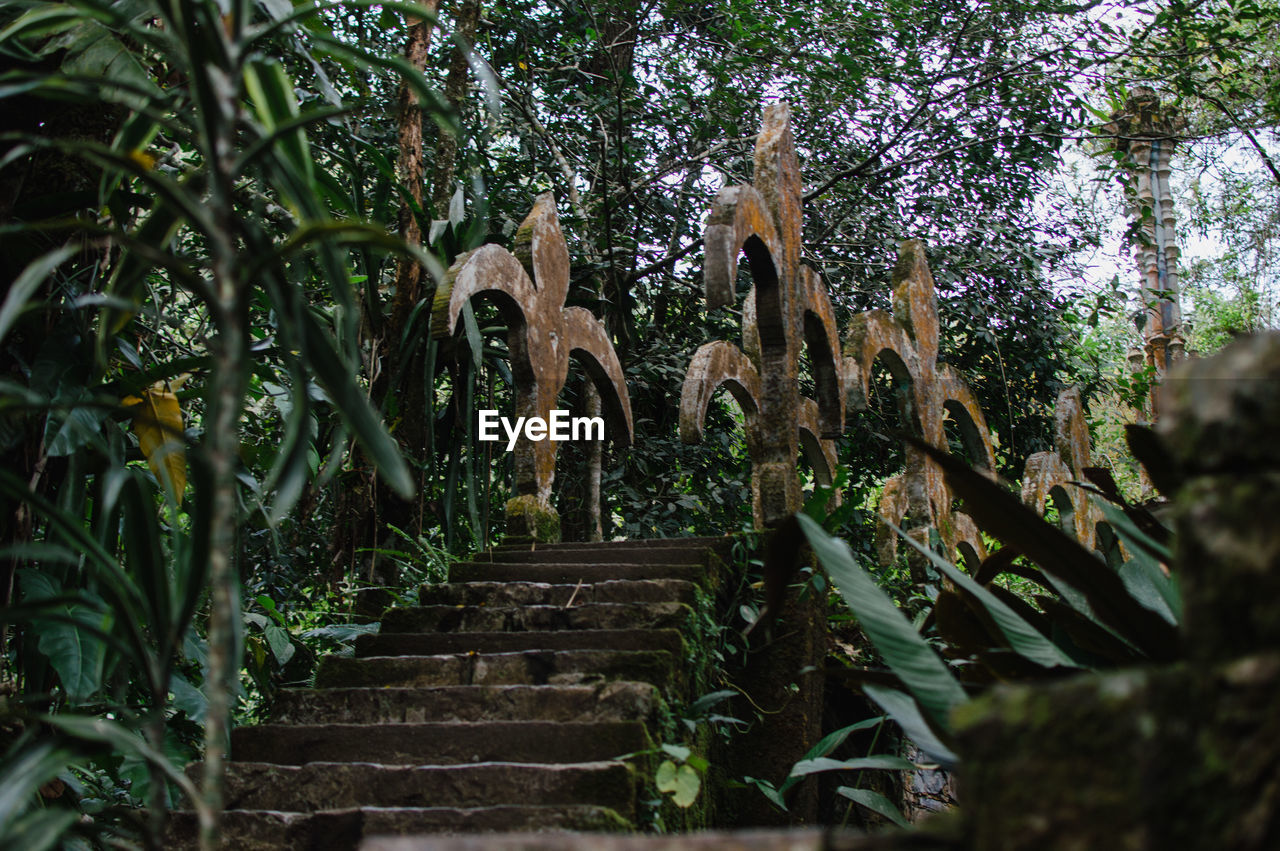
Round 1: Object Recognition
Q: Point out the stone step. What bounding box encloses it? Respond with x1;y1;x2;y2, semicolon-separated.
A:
492;535;734;553
269;683;662;726
359;828;884;851
357;628;684;658
378;602;691;634
167;805;631;850
211;761;636;814
449;562;709;586
231;721;649;766
416;579;697;607
316;649;676;691
473;547;710;565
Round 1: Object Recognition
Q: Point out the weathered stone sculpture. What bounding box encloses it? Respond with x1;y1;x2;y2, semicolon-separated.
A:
432;194;633;541
844;241;994;569
1020;387;1099;550
680;103;843;528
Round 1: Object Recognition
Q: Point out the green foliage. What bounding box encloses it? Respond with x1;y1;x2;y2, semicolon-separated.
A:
0;0;447;844
784;434;1182;822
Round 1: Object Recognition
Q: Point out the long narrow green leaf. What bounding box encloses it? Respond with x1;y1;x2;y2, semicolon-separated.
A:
796;512;966;727
790;754;915;778
908;438;1180;660
889;519;1080;670
0;246;75;343
299;307;414;498
862;684;959;769
0;740;80;826
836;786;910;829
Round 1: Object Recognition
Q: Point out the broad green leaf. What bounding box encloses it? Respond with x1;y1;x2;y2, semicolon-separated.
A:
264;624;296;666
654;760;701;808
34;605;111;703
836;786;910;828
890;519;1080;670
790;754;916;778
863;684;959;769
797;513;966;726
169;672;208;723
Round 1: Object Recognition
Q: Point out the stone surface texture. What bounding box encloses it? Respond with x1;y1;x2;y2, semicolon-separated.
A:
431;194;633;541
680;103;842;528
169;538;745;849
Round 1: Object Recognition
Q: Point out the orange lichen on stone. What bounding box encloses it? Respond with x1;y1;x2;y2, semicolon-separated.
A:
432;193;633;542
1021;388;1098;550
679;103;842;528
841;241;992;572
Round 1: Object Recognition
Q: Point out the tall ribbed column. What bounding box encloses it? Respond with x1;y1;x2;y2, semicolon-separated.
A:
1106;87;1187;420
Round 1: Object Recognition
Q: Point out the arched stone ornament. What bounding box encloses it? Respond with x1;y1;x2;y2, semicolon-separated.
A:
843;241;993;572
1021;387;1098;550
432;193;633;541
679;103;843;528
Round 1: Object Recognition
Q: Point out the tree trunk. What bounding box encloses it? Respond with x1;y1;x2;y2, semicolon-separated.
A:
431;0;483;218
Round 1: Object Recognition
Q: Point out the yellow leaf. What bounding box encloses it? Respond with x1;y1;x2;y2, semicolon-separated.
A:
128;149;157;171
123;380;186;502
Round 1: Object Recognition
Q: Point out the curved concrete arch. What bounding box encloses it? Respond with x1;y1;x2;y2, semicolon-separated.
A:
703;184;783;316
562;307;634;447
798;396;838;487
800;266;844;438
679;341;761;447
938;366;998;476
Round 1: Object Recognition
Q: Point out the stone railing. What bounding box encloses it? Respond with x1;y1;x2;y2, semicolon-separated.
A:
680;102;1096;566
435;102;1097;554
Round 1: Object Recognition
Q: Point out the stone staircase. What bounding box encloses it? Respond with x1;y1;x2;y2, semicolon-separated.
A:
169;536;737;849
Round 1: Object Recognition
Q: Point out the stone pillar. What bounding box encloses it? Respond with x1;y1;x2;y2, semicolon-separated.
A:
1107;86;1187;421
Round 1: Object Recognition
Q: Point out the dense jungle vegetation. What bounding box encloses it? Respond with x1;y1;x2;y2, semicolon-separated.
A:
0;0;1277;846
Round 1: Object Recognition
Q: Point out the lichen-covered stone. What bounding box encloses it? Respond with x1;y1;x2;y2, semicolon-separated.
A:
678;103;842;528
505;494;562;543
432;196;632;541
1158;332;1280;476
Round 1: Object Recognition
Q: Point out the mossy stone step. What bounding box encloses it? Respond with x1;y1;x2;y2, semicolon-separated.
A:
166;805;632;850
269;683;662;726
316;649;677;690
492;535;735;554
359;828;906;851
449;562;710;586
357;628;685;658
231;720;650;766
378;602;692;634
209;760;637;813
474;547;710;565
415;579;698;607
